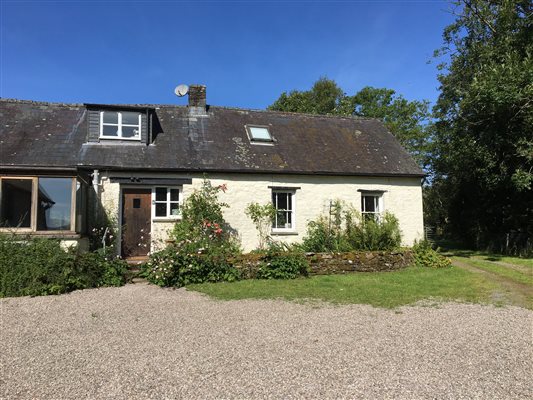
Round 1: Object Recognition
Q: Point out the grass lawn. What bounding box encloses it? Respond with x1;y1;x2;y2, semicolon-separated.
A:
452;258;532;285
188;266;499;308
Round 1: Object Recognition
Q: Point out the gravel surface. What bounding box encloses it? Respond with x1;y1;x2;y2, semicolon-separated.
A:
1;283;532;399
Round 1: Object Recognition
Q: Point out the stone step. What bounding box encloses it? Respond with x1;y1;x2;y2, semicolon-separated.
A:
131;277;149;284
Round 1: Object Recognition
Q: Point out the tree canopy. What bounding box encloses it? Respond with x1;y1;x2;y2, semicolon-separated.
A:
267;0;531;254
429;0;532;252
268;78;432;169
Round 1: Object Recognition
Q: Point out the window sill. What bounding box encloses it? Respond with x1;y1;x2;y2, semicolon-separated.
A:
152;218;181;222
0;230;81;239
271;231;299;236
99;136;141;141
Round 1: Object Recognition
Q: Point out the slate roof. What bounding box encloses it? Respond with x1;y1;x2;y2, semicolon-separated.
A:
0;98;424;177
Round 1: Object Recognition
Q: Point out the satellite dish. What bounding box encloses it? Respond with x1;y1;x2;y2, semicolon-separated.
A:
174;84;189;97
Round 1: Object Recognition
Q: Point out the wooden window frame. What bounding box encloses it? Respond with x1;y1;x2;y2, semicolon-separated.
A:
99;111;142;141
0;176;77;234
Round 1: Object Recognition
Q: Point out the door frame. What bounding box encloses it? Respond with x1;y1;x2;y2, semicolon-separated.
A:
118;185;153;258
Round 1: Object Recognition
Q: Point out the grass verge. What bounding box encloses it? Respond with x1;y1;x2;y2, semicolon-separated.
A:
188;266;498;308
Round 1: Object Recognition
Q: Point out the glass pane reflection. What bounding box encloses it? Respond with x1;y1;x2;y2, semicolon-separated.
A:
37;178;72;230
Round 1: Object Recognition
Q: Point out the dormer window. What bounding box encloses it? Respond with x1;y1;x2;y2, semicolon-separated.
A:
246;124;273;143
100;111;141;140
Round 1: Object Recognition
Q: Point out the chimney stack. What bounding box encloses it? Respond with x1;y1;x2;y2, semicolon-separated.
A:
188;84;207;115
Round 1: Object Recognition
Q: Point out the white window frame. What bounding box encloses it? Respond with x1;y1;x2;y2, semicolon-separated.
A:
361;192;384;222
151;187;182;220
99;111;142;141
271;190;296;233
245;124;274;145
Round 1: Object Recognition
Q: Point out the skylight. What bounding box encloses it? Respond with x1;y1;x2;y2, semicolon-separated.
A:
246;125;273;142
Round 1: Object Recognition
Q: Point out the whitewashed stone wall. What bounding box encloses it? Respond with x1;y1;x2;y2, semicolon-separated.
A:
96;172;424;253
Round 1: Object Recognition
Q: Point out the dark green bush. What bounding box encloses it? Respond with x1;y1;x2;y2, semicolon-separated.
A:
346;213;402;251
143;246;240;287
301;201;402;252
302;215;351;253
76;249;128;287
0;234;127;298
256;251;309;280
412;240;452;268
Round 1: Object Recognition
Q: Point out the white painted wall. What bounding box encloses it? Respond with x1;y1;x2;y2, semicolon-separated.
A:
97;172;424;253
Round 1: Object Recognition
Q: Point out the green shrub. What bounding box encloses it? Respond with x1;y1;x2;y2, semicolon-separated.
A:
245;202;276;250
412;240;452;268
145;178;241;287
346;213;402;251
172;178;240;255
256;251;310;280
76;249;128;287
301;201;402;252
302;215;351;253
143;246;240;287
0;234;128;298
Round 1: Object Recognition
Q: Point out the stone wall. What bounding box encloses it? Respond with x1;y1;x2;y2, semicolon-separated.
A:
234;250;413;279
306;251;413;274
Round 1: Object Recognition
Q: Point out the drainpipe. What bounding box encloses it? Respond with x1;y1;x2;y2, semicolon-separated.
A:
92;169;100;194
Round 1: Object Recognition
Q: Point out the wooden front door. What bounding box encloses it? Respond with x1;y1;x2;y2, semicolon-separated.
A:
121;188;151;258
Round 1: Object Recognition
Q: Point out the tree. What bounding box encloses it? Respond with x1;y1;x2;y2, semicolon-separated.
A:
268;78;432;168
430;0;532;253
268;77;344;115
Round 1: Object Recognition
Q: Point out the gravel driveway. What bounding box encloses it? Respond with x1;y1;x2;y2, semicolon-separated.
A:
1;283;532;399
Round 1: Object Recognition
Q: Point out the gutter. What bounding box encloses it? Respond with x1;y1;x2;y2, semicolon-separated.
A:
75;165;426;179
0;165;425;179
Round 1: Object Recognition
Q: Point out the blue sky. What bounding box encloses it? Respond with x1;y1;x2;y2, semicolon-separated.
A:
1;0;455;109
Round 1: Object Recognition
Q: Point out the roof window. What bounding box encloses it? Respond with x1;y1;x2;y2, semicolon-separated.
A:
246;125;273;143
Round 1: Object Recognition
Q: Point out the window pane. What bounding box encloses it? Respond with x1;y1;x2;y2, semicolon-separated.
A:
286;211;292;227
170;189;179;202
37;178;72;231
249;126;271;141
155;188;166;201
170;203;180;216
276;193;288;210
276;211;287;228
363;196;376;213
122;112;140;125
155;203;167;217
0;179;32;228
102;125;118;137
122;126;140;138
103;111;118;124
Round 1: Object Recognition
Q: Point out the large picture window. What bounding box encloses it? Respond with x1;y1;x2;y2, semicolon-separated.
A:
272;190;295;231
0;177;76;232
37;178;73;230
100;111;141;140
0;179;32;228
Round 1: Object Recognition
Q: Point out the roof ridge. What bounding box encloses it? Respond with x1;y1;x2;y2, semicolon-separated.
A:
210;105;377;121
0;98;84;107
1;98;379;121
